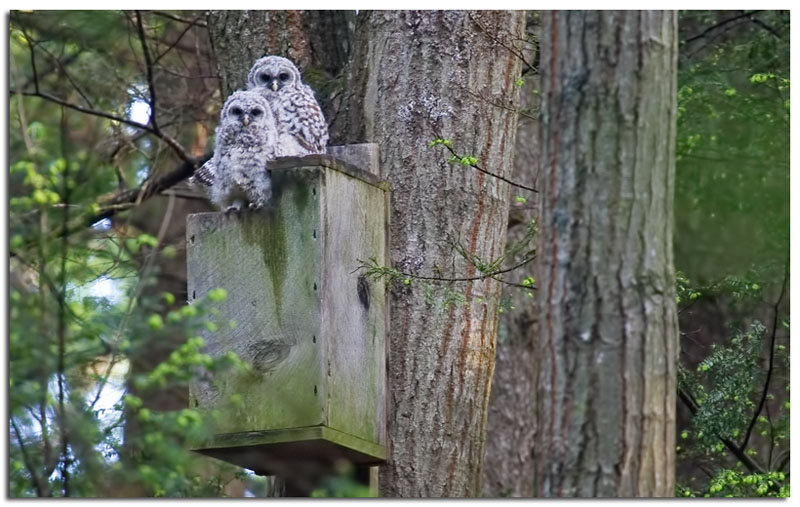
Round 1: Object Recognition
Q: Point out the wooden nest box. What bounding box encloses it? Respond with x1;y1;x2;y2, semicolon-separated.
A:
187;144;388;475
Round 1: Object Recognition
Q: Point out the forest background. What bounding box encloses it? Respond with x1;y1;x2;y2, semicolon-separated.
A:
5;9;790;498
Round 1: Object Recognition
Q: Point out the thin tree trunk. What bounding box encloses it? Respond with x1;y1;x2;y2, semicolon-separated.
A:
536;11;678;497
344;10;526;497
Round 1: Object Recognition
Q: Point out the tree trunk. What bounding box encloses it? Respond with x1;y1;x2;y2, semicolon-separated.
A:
344;10;526;497
536;11;678;497
482;13;540;498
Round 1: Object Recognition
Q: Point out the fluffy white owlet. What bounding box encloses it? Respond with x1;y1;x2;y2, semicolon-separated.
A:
208;90;282;212
246;55;329;156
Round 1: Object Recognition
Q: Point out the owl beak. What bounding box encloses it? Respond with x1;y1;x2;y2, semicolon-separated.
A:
271;81;279;92
243;114;250;126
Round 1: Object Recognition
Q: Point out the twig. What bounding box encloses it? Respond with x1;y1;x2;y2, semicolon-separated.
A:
363;255;536;287
91;154;208;224
739;250;790;453
431;129;539;193
453;82;536;121
468;12;536;74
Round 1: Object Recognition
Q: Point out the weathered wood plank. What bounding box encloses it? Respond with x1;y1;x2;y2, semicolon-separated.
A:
320;167;387;445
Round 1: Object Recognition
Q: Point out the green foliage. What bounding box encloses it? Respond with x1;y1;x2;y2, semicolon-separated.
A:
8;10;248;498
676;273;789;498
674;14;790;497
675;11;789;282
682;321;765;443
678;470;789;498
309;463;375;498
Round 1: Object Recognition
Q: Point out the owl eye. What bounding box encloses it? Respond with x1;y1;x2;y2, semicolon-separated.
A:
251;108;263;117
230;106;243;116
259;72;272;84
279;72;290;81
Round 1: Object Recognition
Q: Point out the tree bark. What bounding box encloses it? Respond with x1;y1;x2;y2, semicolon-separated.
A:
482;13;540;498
536;11;678;497
344;10;526;497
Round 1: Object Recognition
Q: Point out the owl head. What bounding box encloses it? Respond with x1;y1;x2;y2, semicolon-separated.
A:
221;90;272;126
218;90;276;145
247;55;302;94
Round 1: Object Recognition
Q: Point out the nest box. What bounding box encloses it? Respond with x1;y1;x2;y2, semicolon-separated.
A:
186;145;388;475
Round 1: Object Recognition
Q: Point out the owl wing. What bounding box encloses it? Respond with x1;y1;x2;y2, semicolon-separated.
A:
190;159;216;187
283;85;329;154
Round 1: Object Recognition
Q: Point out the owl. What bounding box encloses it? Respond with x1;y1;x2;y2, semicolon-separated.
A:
246;55;329;156
206;90;283;212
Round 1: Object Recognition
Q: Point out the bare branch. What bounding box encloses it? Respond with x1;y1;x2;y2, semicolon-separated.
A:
683;11;762;44
749;15;782;39
21;28;40;94
8;88;195;166
739;250;790;453
149;10;208;27
154;13;204;64
135;11;160;131
33;41;94;109
89;192;178;410
11;419;49;497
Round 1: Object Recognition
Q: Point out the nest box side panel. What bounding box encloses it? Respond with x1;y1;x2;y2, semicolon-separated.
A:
187;167;324;435
319;167;388;448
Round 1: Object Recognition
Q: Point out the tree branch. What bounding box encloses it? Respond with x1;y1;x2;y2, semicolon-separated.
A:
683;11;762;44
21;28;40;94
11;419;49;497
153;13;204;64
149;10;208;27
749;15;782;39
739;250;790;453
135;11;160;132
678;387;768;476
91;154;210;225
8;88;195;166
